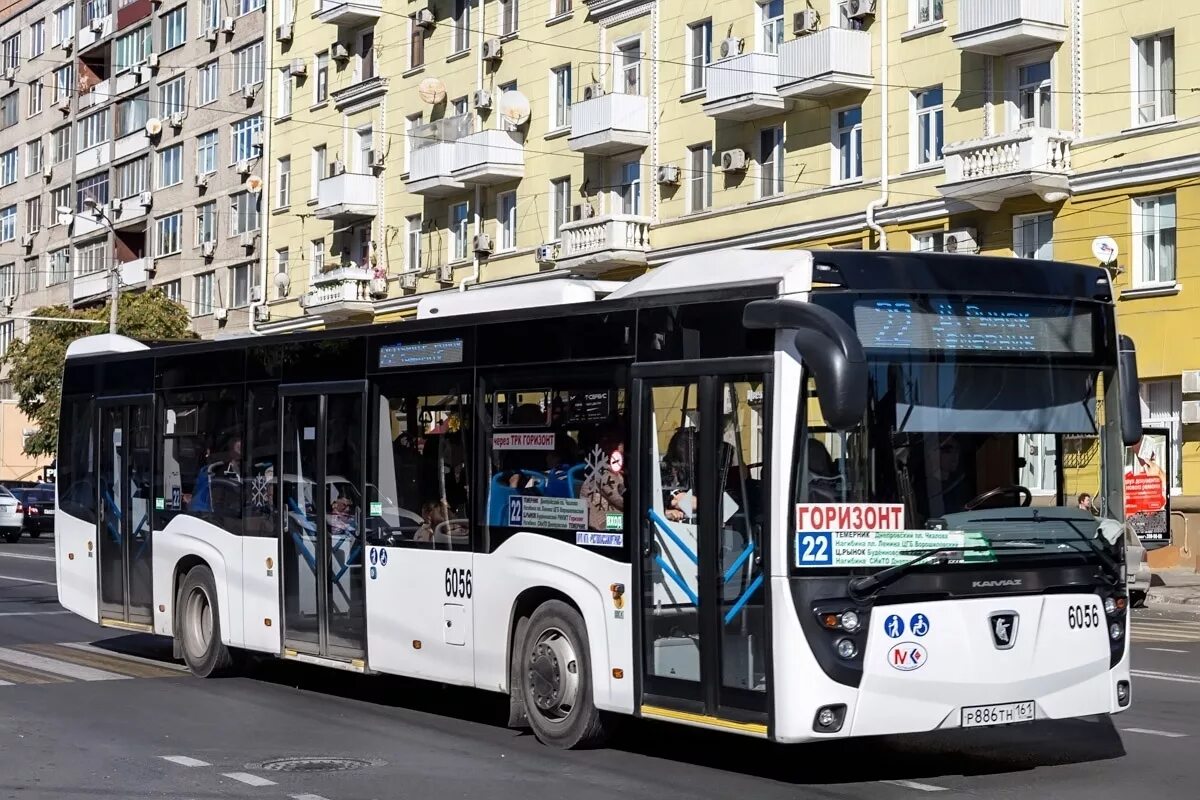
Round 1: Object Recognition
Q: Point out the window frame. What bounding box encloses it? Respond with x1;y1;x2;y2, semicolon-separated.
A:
496;190;517;252
155;211;183;257
1012;211;1054;261
688;142;712;214
832;105;863;184
449;200;470;263
1132;192;1177;288
912;86;944;168
1132;31;1175;127
550;65;572;131
686;19;712;93
758;125;784;199
157;143;183;188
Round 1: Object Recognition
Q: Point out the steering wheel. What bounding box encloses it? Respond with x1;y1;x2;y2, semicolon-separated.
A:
965;485;1032;511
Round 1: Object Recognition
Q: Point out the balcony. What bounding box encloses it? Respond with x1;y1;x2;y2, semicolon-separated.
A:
72;258;150;303
405;115;470;197
75;142;112;174
316;172;378;221
556;214;652;275
703;52;787;121
568;93;650;155
939;128;1073;210
78;15;113;52
953;0;1067;56
777;28;871;99
114;131;150;161
302;267;383;323
313;0;382;26
78;79;112;111
451;129;524;184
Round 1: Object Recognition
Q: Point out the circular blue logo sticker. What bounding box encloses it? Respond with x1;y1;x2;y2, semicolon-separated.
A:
884;614;905;638
910;613;930;637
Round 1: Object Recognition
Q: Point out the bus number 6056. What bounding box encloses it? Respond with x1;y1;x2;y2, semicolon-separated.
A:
445;568;472;599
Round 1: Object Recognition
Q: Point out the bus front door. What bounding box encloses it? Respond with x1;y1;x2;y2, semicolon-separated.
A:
636;372;771;730
280;384;368;663
96;397;155;629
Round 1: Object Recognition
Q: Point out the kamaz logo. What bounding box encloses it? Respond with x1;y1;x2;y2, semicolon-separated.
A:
972;579;1023;588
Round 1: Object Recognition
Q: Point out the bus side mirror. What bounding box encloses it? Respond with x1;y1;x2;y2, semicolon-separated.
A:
743;300;868;432
1118;334;1142;447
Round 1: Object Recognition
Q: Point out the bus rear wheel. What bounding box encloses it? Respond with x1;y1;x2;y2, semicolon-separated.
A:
177;565;234;678
520;600;609;749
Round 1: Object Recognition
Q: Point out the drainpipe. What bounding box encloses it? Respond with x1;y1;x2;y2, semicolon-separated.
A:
460;0;486;292
864;0;889;250
248;0;275;333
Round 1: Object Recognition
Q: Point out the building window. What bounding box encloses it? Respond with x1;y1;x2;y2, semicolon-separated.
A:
914;86;944;166
0;149;16;187
912;230;944;252
311;144;326;196
618;161;641;215
24;257;39;293
75;240;106;275
616;38;641;94
499;0;518;35
688;143;712;213
25;198;40;233
161;278;182;304
76;172;109;210
158;144;183;187
161;5;186;51
231;116;262;163
234;40;265;91
0;265;16;300
50;186;70;220
1015;61;1051;129
1013;212;1054;260
1133;193;1176;287
277;156;291;207
759;0;784;54
552;0;572;16
115;92;149;137
0;206;14;242
78;108;110;150
275;248;289;298
200;0;220;31
453;0;471;54
311;239;325;276
52;127;70;164
550;177;570;239
114;25;151;73
834;106;863;183
687;21;712;93
408;15;425;69
53;64;73;102
85;0;109;24
452;95;468;117
115;155;148;197
48;248;69;285
406;215;421;271
198;60;219;105
27;79;43;117
0;92;17;129
911;0;944;27
496;190;516;251
230;264;250;308
759;125;783;198
158;76;186;117
0;322;14;358
53;3;74;46
550;66;572;130
315;51;329;103
193;271;214;316
355;125;373;170
156;212;182;256
238;0;264;15
26;140;42;176
277;67;293;117
1135;32;1175;125
357;29;375;81
30;21;44;58
2;35;18;72
450;201;469;262
196;201;216;244
196;130;218;175
232;192;259;234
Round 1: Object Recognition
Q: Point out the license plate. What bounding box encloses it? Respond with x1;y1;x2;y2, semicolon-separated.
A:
43;509;53;515
961;701;1035;728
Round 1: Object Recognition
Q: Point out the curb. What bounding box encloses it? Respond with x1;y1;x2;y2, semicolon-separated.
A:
1146;591;1200;617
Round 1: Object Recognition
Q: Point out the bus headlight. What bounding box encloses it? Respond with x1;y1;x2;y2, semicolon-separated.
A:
1109;622;1124;641
836;638;858;660
839;611;861;632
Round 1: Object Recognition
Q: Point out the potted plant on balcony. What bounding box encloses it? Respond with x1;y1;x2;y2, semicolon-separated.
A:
369;259;388;300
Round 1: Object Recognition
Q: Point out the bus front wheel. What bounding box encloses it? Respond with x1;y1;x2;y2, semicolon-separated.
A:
177;565;234;678
520;600;610;749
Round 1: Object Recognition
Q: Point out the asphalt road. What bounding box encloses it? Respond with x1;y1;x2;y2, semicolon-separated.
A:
2;535;1200;800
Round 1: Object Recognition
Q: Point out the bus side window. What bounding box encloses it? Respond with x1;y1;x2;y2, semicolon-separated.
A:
159;388;244;535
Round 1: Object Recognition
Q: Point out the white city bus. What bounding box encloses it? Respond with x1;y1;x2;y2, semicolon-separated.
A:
55;248;1142;748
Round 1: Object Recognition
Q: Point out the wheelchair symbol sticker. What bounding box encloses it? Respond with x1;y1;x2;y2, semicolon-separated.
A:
884;614;905;638
910;613;930;637
379;549;388;567
369;548;378;566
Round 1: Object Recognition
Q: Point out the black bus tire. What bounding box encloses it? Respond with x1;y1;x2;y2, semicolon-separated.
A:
520;600;610;749
177;565;234;678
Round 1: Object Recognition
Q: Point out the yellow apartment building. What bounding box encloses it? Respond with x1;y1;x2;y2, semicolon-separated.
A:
261;0;1200;543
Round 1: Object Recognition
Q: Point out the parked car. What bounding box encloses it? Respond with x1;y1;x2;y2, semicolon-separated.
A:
1126;526;1151;607
0;486;22;543
9;487;54;539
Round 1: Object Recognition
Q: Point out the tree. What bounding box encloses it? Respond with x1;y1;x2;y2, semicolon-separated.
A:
3;289;195;457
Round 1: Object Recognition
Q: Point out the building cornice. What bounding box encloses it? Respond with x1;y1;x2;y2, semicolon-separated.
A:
584;0;653;24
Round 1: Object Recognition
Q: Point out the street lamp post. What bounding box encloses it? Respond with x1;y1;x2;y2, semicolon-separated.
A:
79;198;120;335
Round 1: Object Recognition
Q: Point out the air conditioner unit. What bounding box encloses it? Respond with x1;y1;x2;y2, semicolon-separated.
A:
474;89;492;110
276;22;293;42
944;227;979;255
535;244;556;265
110;197;122;212
656;164;681;185
236;159;252;175
482;38;502;62
204;27;218;43
288;58;307;77
473;233;493;254
147;52;159;69
250;285;263;303
42;165;51;180
720;148;748;172
570;203;595;222
331;42;349;62
3;67;16;82
221;16;235;33
251;130;263;148
169;111;185;128
414;8;436;29
57;96;70;112
1184;370;1200;394
370;150;386;169
846;0;878;19
330;160;346;176
582;82;604;101
399;271;418;290
437;262;454;283
793;10;819;35
254;304;270;322
240;231;258;249
19;233;32;247
194;172;208;188
719;37;742;59
138;191;153;207
241;83;259;100
213;307;228;322
201;241;215;258
89;17;104;33
1183;400;1200;425
58;35;73;52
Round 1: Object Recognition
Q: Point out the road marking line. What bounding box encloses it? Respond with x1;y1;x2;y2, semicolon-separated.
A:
61;642;188;673
1122;727;1188;738
0;552;54;562
222;772;277;787
291;795;334;800
0;611;70;616
160;756;211;768
1133;668;1200;682
0;574;54;586
0;679;11;686
0;646;130;682
20;643;181;679
881;780;949;792
1145;647;1189;653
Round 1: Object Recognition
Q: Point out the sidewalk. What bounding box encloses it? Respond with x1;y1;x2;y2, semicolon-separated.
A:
1147;568;1200;611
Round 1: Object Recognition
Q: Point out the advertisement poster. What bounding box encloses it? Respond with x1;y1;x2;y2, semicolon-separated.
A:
1124;428;1171;545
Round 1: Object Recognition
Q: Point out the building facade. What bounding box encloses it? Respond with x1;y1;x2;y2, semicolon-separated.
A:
0;0;267;478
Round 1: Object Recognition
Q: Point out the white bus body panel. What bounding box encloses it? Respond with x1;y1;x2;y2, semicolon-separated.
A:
152;516;245;647
55;510;100;622
240;537;282;654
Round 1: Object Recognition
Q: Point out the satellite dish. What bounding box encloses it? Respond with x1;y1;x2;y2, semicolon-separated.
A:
1092;235;1119;266
274;270;291;296
246;174;263;193
144;117;163;137
496;89;531;127
417;77;447;105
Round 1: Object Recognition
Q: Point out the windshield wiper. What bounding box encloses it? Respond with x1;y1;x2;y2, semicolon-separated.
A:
1059;522;1124;587
847;543;1043;602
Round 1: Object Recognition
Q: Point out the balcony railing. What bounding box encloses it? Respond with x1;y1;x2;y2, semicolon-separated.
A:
302;267;382;322
71;258;149;302
940;127;1073;209
316;172;378;220
777;28;871;98
452;129;524;184
568;93;650;155
78;14;112;51
703;51;786;121
557;214;652;274
314;0;382;25
406;114;471;196
953;0;1067;55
